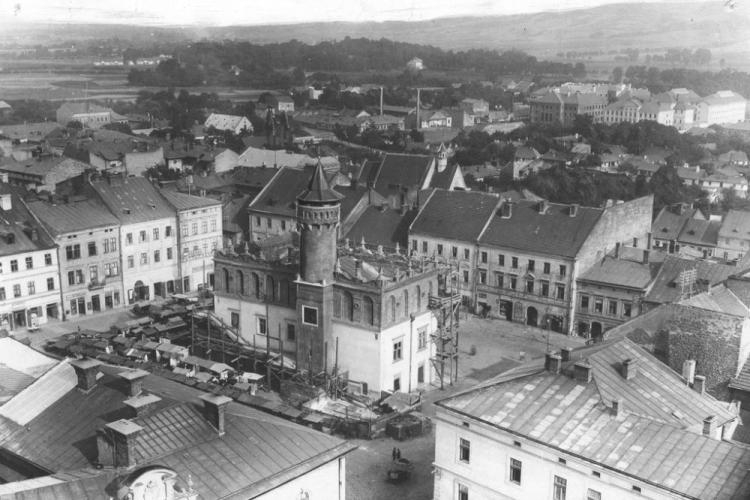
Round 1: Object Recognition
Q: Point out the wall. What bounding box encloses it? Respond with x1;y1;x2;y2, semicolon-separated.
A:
177;204;222;291
125;147;164;177
120;217;179;303
257;456;345;500
0;248;60;331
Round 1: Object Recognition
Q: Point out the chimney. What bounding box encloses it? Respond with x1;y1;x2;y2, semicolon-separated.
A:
0;193;11;211
560;346;573;362
568;204;578;217
682;359;696;385
622;358;637;380
500;201;513;219
702;415;717;437
118;368;150;397
642;249;650;264
693;375;706;395
200;393;232;435
574;361;593;383
70;358;102;392
99;419;143;468
544;352;562;373
123;393;162;418
612;398;625;418
615;242;621;258
537;200;548;214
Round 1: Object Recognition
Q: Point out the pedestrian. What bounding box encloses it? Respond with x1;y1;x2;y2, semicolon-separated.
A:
396;448;401;460
392;447;397;461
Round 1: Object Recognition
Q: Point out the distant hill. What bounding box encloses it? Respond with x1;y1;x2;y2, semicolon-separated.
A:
2;1;748;57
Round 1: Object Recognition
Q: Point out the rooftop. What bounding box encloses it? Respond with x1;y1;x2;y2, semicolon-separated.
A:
645;255;737;305
26;196;120;236
578;253;657;290
90;176;176;224
160;189;222;211
0;156;89;180
367;153;435;197
0;187;56;257
719;209;750;239
410;189;500;243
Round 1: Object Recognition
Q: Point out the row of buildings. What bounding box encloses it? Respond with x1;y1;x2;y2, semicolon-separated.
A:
0;175;222;332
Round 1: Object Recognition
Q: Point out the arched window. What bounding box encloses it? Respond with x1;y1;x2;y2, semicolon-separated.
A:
236;271;245;295
390;296;397;323
416;285;422;311
251;273;260;298
403;290;409;317
266;275;275;301
223;268;231;293
363;296;374;326
343;291;354;321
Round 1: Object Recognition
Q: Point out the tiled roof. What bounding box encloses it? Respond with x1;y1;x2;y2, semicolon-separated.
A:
578;256;656;289
0;360;77;427
729;360;750;392
0;156;89;179
0;187;56;257
679;285;749;317
298;161;343;203
703;90;747;105
678;218;720;247
26;197;119;236
652;205;699;241
345;205;417;248
479;200;603;258
645;255;736;305
430;163;460;189
248;166;314;217
0;122;60;142
57;102;113;116
437;339;748;499
719;209;750;239
90;176;175;224
160;189;222;211
368;153;434;197
204;113;251;131
410;190;500;243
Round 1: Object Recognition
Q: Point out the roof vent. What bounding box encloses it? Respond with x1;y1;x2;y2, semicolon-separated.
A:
123;208;131;215
622;358;637;380
544;352;562;374
574;361;593;383
500;201;513;219
568;204;579;217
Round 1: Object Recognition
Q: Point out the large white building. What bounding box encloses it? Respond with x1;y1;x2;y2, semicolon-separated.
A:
0;187;61;332
91;176;180;303
697;90;747;126
161;190;223;292
433;338;748;500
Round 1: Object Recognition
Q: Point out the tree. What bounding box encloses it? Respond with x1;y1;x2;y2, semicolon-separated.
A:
612;66;623;84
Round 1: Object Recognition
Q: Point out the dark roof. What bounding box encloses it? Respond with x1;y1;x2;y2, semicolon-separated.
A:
26;197;120;236
222;194;253;234
729;360;750;392
0;187;56;257
429;163;460;189
333;184;370;221
160;189;222;211
248;166;314;217
90;176;175;224
369;153;434;197
719;209;750;239
678;218;720;247
479;200;603;258
437;339;748;499
652;205;700;241
0;156;89;179
578;255;657;290
0;364;355;499
345;205;417;248
410;190;500;243
645;255;737;305
297;161;343;203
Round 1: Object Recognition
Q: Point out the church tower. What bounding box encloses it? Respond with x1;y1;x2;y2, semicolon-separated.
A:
436;142;448;172
295;162;343;375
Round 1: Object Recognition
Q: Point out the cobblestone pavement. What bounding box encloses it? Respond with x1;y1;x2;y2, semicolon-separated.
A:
346;314;586;500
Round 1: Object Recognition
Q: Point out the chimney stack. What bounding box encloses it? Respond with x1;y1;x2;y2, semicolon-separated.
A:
560;346;573;362
70;358;102;392
200;394;232;435
568;204;579;217
693;375;706;395
642;249;650;265
702;415;717;438
646;232;652;250
0;193;11;211
97;419;143;469
622;358;637;380
612;398;625;418
123;394;162;418
615;242;621;258
118;368;150;397
537;200;548;214
544;352;562;374
682;359;696;385
500;202;513;219
574;361;593;383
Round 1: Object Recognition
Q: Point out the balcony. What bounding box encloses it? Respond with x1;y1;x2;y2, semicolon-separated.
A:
88;278;106;290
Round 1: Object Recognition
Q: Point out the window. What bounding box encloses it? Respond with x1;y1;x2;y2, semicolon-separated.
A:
13;284;21;297
481;251;488;264
510;276;517;290
89;265;98;282
266;218;272;229
557;284;565;300
181;224;189;237
452;246;458;258
608;300;618;315
479;270;486;284
192;222;198;235
167;247;173;260
528;259;535;271
526;279;534;293
458;438;470;463
126;233;133;245
230;312;240;328
498;254;505;266
624;302;632;317
393;376;401;392
0;287;4;300
495;273;504;288
88;241;97;256
27;281;35;295
509;458;522;484
543;262;551;274
559;264;567;277
165;226;172;237
553;475;567;500
393;339;403;361
10;259;17;272
139;230;147;242
286;323;296;341
201;220;208;233
594;297;603;313
541;281;549;297
153;227;159;240
586;489;602;500
68;270;84;285
458;484;469;500
412;239;418;251
632;486;641;493
0;262;2;273
65;245;81;260
25;256;33;269
140;252;148;265
104;262;119;277
463;270;469;283
257;316;267;335
422;241;428;253
255;216;261;227
47;277;54;290
464;248;470;260
302;306;318;326
210;219;217;232
581;294;589;309
418;326;427;350
127;255;134;268
511;256;518;268
437;244;443;256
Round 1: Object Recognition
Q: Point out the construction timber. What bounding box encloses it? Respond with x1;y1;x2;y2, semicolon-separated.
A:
429;289;461;390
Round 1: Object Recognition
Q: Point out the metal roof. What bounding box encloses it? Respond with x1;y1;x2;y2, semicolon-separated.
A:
410;189;500;243
90;176;175;225
26;198;120;236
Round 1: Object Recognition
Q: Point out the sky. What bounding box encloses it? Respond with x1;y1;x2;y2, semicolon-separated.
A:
0;0;711;26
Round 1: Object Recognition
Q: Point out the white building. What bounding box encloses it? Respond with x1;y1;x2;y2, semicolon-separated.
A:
91;176;180;303
0;188;61;332
433;338;747;500
697;90;747;126
204;113;254;135
161;190;223;292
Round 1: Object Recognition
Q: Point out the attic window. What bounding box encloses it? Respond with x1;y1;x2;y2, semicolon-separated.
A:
149;203;156;209
122;208;131;214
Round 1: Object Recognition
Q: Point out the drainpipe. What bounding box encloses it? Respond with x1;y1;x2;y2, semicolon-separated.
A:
408;313;415;393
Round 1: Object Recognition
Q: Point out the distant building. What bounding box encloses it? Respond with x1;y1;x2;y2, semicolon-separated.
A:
55;102;126;129
529;92;608;126
0;100;11;117
0;155;89;193
406;57;424;72
697;90;747;126
718;209;750;260
204;113;254;135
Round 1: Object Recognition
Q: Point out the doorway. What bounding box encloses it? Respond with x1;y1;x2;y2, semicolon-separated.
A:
526;306;538;327
91;295;101;313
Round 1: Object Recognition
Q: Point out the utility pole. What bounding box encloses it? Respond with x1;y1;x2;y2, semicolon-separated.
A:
380;87;384;116
416;88;421;131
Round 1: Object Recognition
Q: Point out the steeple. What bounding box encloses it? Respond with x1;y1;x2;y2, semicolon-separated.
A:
297;161;343;204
